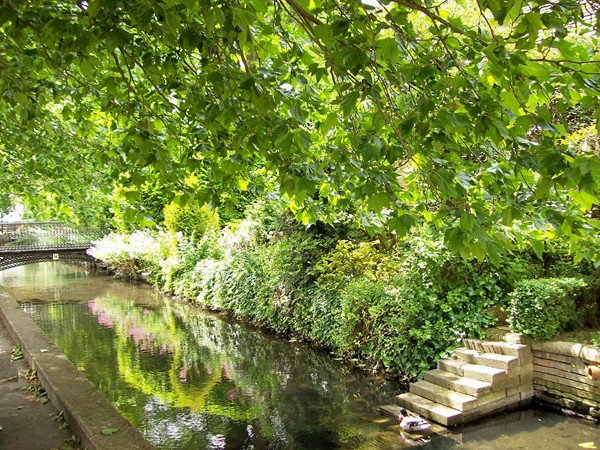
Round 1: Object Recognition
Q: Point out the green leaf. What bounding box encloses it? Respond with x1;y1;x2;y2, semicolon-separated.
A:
520;62;550;81
388;213;416;236
532;240;544;260
290;103;306;123
482;0;513;24
321;113;337;132
500;91;521;114
570;190;598;211
340;91;360;117
367;192;390;212
430;169;457;199
101;428;119;436
87;0;100;18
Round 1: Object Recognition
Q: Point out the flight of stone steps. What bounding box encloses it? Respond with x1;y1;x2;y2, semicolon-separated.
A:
394;338;534;426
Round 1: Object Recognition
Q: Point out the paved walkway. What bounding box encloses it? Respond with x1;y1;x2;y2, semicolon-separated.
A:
0;321;77;450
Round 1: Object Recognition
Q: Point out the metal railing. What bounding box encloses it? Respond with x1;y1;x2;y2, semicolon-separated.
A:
0;221;105;252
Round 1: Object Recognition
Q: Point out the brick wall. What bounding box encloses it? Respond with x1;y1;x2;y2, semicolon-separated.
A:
531;341;600;419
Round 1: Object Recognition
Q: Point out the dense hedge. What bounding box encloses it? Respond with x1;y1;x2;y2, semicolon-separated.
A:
508;278;600;339
90;200;600;382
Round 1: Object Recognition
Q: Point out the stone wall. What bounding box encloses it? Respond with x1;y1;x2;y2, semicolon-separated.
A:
531;341;600;420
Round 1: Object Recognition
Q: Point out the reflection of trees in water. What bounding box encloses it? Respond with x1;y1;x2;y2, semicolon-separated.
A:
170;303;400;448
23;283;400;449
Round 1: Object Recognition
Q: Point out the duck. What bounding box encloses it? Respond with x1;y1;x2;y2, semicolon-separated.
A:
398;407;432;434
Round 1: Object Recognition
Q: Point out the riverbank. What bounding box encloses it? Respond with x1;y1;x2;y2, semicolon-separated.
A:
0;288;153;450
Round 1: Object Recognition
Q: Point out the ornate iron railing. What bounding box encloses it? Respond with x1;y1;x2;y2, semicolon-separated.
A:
0;221;104;252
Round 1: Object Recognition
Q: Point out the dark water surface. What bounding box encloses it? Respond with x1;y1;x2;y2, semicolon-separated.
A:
0;263;598;449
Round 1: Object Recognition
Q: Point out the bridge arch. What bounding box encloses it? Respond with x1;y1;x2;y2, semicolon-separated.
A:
0;221;103;271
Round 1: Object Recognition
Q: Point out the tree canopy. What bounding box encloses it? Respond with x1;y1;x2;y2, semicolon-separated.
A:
0;0;599;264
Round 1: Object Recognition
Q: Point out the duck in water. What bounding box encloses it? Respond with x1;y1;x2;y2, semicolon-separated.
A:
398;407;432;434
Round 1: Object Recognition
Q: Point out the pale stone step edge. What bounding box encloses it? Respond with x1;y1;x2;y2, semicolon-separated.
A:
463;338;531;358
454;347;521;371
424;368;492;397
395;392;463;427
438;358;508;384
410;380;478;411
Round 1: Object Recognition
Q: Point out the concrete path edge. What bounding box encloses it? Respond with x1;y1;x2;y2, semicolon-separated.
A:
0;289;154;450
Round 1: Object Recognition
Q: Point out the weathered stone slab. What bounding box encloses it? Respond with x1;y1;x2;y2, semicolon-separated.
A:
481;353;520;371
379;404;403;420
453;347;479;364
475;389;509;408
463;363;507;384
463;338;530;358
521;388;535;404
455;346;522;371
395;392;463;426
438;358;465;377
410;380;478;411
533;350;588;365
532;341;600;363
535;372;600;394
424;369;492;397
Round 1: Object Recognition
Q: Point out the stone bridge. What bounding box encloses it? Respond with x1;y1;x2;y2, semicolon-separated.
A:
0;221;104;271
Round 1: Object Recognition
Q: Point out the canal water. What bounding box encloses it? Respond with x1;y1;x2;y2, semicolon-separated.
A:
0;263;598;449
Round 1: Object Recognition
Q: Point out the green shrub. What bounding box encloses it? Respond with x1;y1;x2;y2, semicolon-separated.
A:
164;202;220;241
91;199;600;383
508;278;595;339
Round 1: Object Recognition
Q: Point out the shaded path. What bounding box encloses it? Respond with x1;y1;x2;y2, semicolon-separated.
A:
0;321;77;450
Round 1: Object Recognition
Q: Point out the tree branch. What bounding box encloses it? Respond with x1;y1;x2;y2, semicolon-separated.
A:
392;0;486;44
282;0;323;26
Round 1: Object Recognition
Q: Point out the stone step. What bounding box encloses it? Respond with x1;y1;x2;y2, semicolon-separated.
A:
424;369;492;397
463;338;531;359
438;358;508;384
454;348;520;371
410;380;478;411
395;392;463;427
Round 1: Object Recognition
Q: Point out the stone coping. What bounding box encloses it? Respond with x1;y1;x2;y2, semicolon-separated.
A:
486;326;600;364
531;341;600;364
0;289;154;450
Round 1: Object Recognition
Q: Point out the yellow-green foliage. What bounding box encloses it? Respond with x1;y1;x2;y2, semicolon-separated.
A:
316;240;399;290
164;203;220;241
563;124;599;156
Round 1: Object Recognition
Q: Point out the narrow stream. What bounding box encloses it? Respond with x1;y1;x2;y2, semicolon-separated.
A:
0;263;598;449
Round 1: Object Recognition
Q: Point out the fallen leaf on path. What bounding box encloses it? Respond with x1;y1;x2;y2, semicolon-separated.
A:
101;428;119;436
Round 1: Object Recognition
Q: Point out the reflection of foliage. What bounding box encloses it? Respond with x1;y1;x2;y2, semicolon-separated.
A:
24;281;400;449
169;302;394;447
